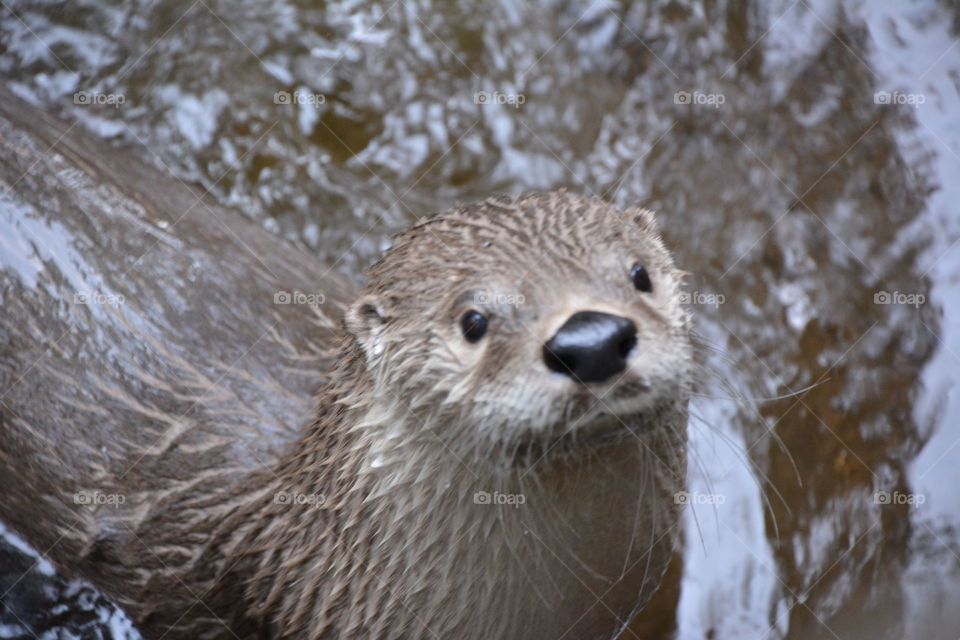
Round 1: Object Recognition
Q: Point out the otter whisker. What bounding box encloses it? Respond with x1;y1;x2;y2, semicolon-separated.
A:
687;407;790;540
687;334;803;489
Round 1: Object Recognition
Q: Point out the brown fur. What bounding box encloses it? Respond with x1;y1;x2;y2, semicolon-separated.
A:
0;91;691;639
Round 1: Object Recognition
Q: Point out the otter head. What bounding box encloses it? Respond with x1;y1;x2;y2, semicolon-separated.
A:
344;192;691;467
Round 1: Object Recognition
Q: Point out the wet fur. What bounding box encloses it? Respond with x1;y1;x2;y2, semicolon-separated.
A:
0;94;691;640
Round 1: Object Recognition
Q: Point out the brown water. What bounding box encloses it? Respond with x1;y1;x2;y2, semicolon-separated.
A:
1;0;959;638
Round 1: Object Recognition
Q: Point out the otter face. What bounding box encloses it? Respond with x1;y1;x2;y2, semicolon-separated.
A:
345;193;691;460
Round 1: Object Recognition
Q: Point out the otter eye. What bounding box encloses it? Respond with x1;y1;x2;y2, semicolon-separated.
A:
630;263;652;293
460;310;488;343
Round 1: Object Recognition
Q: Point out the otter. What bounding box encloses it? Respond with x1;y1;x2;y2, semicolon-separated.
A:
0;89;691;639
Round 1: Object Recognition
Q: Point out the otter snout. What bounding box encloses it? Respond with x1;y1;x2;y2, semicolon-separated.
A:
543;311;637;383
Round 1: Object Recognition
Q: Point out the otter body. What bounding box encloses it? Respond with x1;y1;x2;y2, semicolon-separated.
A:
0;91;691;639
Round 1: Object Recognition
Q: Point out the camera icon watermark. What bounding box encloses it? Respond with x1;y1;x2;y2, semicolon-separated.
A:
474;91;525;108
679;291;725;308
873;490;924;506
74;490;126;507
674;491;725;505
874;290;925;308
274;290;326;306
274;90;326;107
674;90;725;108
473;490;525;508
473;291;526;307
273;491;326;507
74;291;125;307
73;91;125;108
873;91;925;108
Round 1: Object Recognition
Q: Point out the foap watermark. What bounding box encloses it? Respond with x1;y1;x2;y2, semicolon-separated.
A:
274;290;326;306
474;91;525;108
74;291;125;307
873;91;925;108
474;291;526;307
674;90;725;109
674;491;725;505
679;291;725;308
874;290;925;308
73;91;125;108
274;90;326;107
474;491;526;508
74;490;126;507
874;490;925;506
273;491;326;507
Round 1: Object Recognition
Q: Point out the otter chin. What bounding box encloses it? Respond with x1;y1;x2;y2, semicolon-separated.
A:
0;116;691;640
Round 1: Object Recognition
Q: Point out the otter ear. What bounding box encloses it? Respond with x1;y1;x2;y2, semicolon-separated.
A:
345;295;388;359
628;207;660;236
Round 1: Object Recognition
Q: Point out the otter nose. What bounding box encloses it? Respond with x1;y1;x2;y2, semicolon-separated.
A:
543;311;637;383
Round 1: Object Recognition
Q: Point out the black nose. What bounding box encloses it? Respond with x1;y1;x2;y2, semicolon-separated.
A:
543;311;637;383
